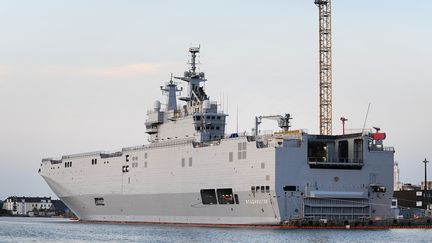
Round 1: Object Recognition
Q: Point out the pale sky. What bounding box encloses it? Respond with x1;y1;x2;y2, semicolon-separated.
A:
0;1;431;199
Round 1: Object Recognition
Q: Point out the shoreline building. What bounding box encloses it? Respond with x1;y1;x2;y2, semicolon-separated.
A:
394;161;402;191
2;196;52;216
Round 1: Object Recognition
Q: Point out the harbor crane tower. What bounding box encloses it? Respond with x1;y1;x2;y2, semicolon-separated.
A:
315;0;333;135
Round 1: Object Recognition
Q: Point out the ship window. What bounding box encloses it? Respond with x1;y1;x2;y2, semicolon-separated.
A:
200;189;218;205
338;140;349;162
145;153;148;159
265;186;270;193
234;194;239;204
216;188;235;204
238;151;242;160
189;157;192;167
211;116;215;119
229;152;233;162
266;175;270;181
144;162;148;168
217;116;221;120
126;155;130;162
181;158;185;167
196;116;201;121
238;143;242;150
261;186;265;193
251;186;255;192
255;186;260;192
216;126;220;130
242;142;246;150
308;141;328;162
261;162;265;169
94;197;105;206
206;116;210;119
242;151;247;160
283;185;297;191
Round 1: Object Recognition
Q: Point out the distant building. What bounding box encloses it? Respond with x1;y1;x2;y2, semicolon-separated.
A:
401;183;421;191
421;181;432;190
394;189;432;212
2;196;52;216
394;161;402;191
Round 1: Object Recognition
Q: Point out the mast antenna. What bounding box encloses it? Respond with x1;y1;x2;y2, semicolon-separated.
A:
315;0;333;135
362;103;371;134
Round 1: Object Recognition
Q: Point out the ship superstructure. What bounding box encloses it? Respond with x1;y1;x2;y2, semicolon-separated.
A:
39;47;395;225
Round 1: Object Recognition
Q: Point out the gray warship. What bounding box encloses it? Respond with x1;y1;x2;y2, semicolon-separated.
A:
39;47;395;225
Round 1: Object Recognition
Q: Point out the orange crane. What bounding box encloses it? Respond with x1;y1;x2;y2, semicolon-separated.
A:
314;0;332;135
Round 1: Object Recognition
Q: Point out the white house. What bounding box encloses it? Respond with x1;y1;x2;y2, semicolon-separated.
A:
2;196;52;216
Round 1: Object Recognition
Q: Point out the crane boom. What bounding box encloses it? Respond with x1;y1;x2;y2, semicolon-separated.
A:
254;114;292;136
315;0;332;135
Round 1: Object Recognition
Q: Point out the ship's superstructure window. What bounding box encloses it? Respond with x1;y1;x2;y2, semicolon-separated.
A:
65;162;72;168
261;162;265;169
181;158;185;167
217;188;235;204
283;185;297;191
91;159;98;165
188;157;192;167
200;189;217;205
144;162;148;168
260;186;265;193
265;186;270;193
126;155;130;162
338;140;348;162
308;141;327;162
229;152;233;162
94;197;105;206
145;153;148;159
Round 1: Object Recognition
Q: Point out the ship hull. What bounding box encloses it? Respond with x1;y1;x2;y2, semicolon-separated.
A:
60;192;280;225
40;133;395;225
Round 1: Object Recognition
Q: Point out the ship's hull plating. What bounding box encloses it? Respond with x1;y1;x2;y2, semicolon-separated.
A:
40;134;395;225
60;192;279;225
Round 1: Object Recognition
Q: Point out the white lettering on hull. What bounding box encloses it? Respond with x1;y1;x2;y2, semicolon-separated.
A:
245;199;268;205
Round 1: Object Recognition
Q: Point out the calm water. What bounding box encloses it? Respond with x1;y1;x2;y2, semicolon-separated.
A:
1;217;432;243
